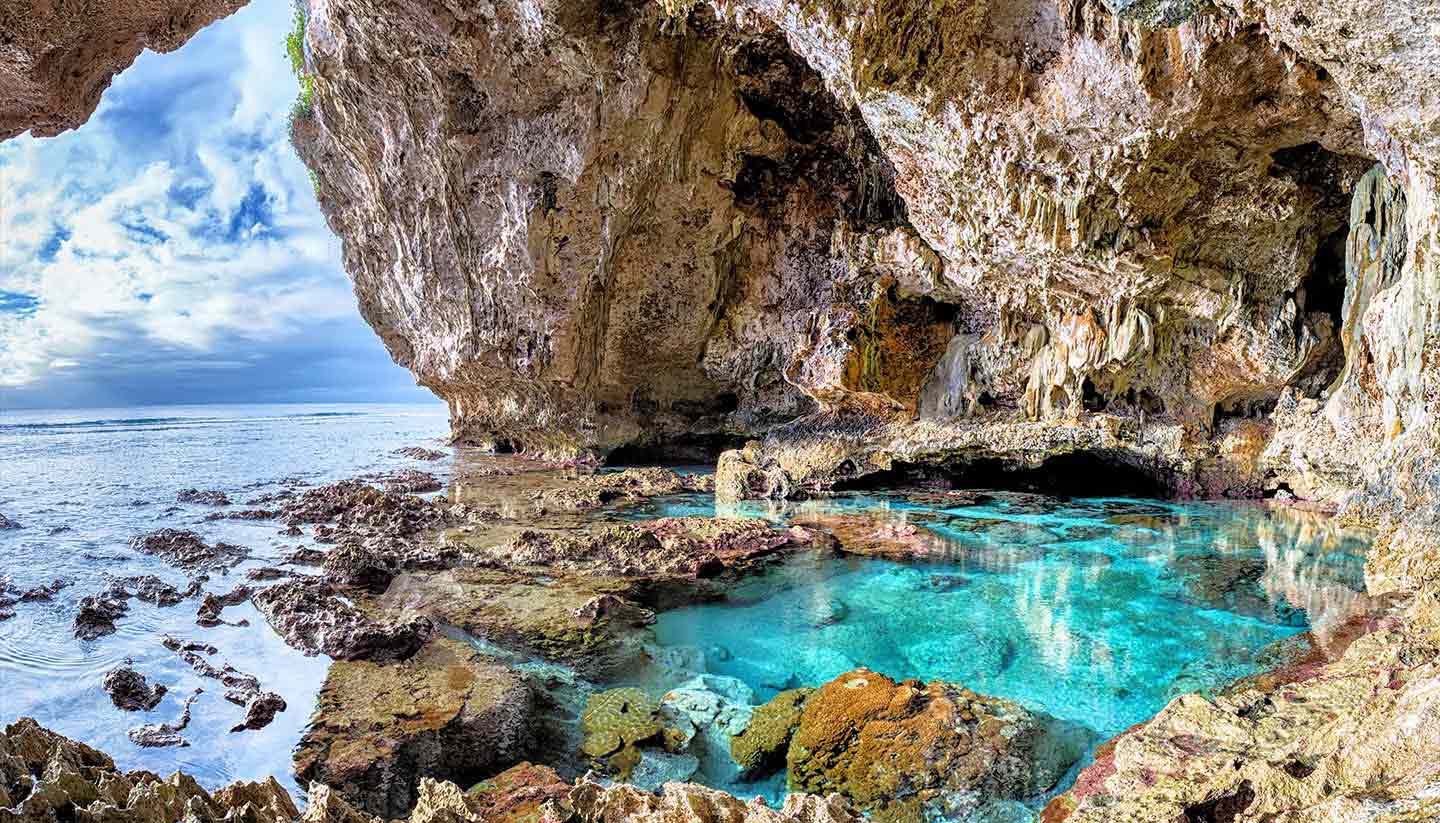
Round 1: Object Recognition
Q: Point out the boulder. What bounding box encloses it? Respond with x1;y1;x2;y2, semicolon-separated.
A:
252;578;433;662
786;669;1087;823
102;663;167;711
731;688;813;779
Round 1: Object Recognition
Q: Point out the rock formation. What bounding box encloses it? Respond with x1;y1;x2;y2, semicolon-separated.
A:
0;0;246;140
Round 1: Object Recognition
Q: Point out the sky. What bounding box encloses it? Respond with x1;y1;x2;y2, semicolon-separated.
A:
0;0;435;409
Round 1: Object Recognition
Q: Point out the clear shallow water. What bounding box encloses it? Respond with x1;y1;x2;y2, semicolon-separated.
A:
0;403;450;793
616;490;1373;801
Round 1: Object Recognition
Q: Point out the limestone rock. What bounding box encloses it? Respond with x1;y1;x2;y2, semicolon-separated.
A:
102;663;167;711
557;780;865;823
129;529;246;572
731;687;813;779
0;0;245;140
252;579;434;662
295;635;533;819
0;718;297;822
787;669;1087;823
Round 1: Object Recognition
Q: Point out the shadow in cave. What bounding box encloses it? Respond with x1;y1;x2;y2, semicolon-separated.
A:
840;451;1172;498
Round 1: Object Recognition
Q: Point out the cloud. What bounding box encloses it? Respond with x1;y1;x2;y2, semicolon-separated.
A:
0;0;431;408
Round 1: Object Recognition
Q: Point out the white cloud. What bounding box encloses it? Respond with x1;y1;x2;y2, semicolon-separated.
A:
0;0;423;406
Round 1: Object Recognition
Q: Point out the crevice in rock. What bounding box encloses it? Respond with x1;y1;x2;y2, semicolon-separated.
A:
842;287;959;411
604;433;750;467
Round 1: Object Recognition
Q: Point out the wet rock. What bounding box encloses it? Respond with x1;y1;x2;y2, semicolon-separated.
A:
161;634;268;716
246;566;299;581
787;669;1088;823
280;480;450;538
129;528;247;571
207;508;280;521
102;662;167;711
660;674;756;784
231;691;287;733
790;513;954;560
395;447;447;461
252;578;433;662
72;591;129;640
295;635;531;819
532;468;714;513
177;488;232;506
0;717;298;822
162;635;218;655
382;569;650;676
627;749;701;792
18;578;69;602
127;688;201;748
196;584;253;628
731;687;813;780
489;517;818;580
368;469;443;493
323;538;457;594
579;687;664;776
0;513;20;529
287;546;327;565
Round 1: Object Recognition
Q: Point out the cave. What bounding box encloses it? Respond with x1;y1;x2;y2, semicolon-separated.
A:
841;449;1174;498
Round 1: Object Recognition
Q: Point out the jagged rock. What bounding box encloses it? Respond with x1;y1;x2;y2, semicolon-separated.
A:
789;513;954;560
322;538;457;594
231;691;287;733
294;636;532;819
731;687;813;780
0;513;20;530
115;574;196;606
252;578;433;662
129;529;247;571
787;669;1088;823
366;469;443;494
558;780;865;823
177;488;232;506
196;584;253;628
18;578;69;602
127;688;201;748
72;592;129;640
659;674;756;784
488;517;820;580
0;717;298;821
394;447;447;461
102;663;167;711
531;469;714;513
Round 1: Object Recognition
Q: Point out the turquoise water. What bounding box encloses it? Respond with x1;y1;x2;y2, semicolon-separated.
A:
621;491;1370;773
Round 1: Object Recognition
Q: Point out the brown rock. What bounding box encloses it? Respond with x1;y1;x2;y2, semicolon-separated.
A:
294;636;532;819
252;578;433;662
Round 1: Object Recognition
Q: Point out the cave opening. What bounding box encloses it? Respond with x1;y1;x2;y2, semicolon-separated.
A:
604;433;750;467
839;450;1174;498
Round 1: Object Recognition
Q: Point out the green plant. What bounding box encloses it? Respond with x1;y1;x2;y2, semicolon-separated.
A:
286;3;313;120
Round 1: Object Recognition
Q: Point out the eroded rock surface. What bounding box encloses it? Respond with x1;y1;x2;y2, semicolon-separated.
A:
0;717;298;821
252;578;434;662
294;635;532;819
102;663;167;711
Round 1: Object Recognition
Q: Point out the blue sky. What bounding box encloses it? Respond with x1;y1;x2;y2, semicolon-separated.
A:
0;0;435;409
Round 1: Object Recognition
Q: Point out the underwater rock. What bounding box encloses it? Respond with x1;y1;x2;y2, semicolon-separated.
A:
127;688;201;748
532;468;714;513
394;446;447;461
129;529;247;571
295;635;532;819
102;663;167;711
731;687;814;780
0;717;297;822
579;687;664;776
177;488;232;506
383;568;653;677
117;574;196;606
660;674;756;784
628;750;701;792
72;591;129;640
1169;553;1296;623
160;634;276;725
252;578;433;662
787;669;1087;823
790;513;953;560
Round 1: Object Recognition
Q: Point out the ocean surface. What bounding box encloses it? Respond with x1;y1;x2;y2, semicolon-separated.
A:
0;403;1376;815
0;403;451;793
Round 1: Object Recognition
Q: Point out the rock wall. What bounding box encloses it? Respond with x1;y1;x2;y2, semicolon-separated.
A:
0;0;247;140
293;0;1438;518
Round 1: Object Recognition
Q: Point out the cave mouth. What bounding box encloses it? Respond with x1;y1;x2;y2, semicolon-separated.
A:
839;450;1174;498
